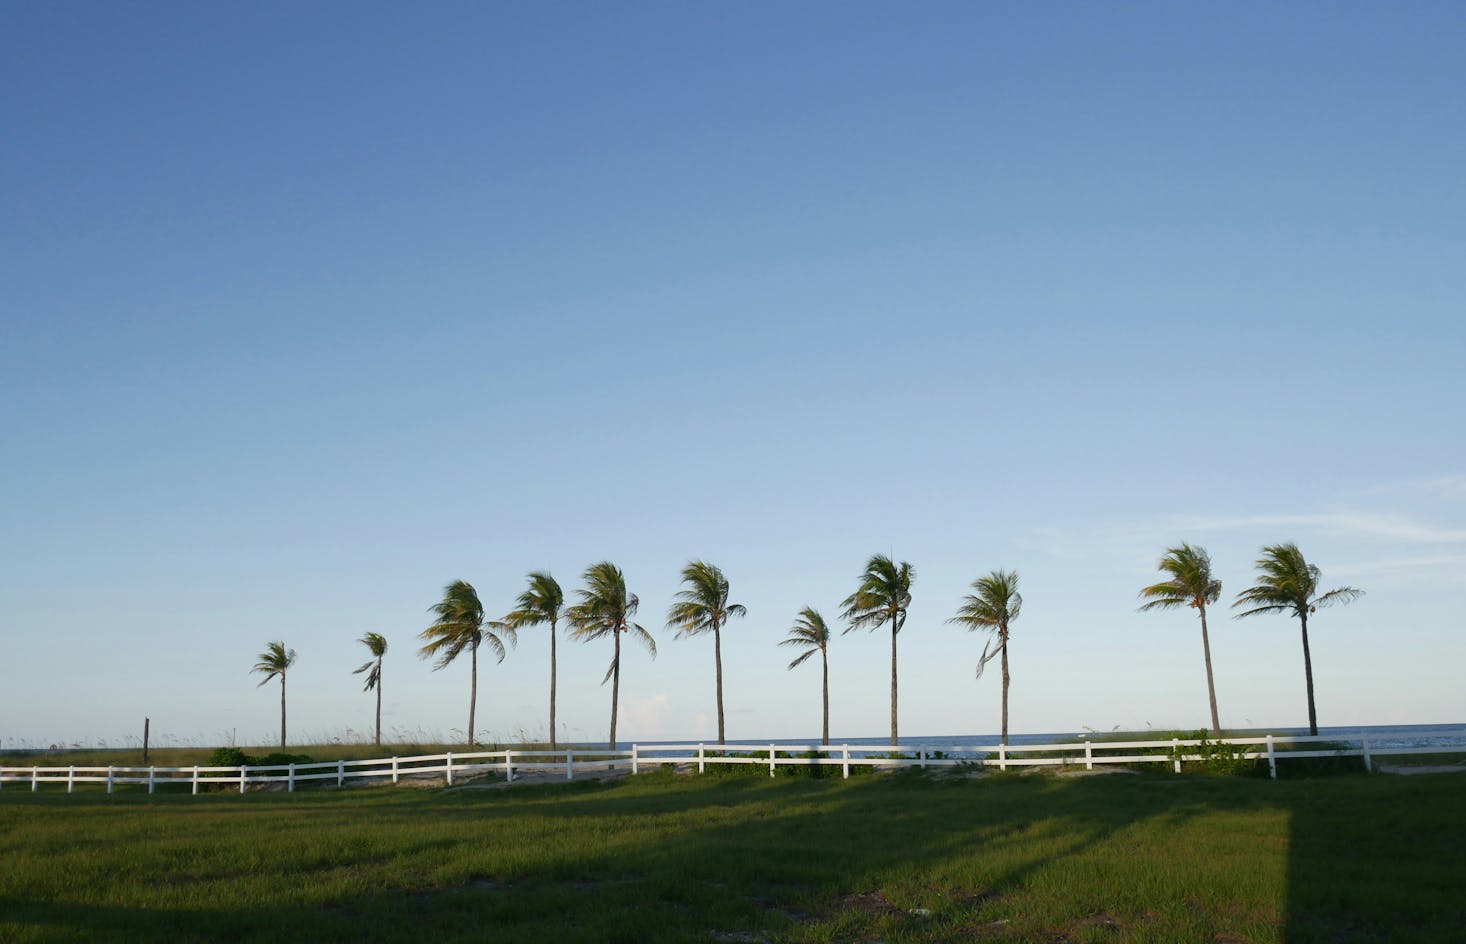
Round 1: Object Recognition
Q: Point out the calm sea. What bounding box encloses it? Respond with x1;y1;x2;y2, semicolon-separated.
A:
634;722;1466;755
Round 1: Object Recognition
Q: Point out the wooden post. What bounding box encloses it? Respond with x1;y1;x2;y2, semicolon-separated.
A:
506;749;514;782
337;759;345;787
148;766;156;795
142;717;150;765
1266;734;1277;780
920;749;927;770
107;766;114;794
68;766;75;794
192;766;200;795
288;764;296;793
391;757;399;785
32;766;39;792
769;744;776;778
240;765;248;795
1085;740;1093;771
842;745;850;779
998;746;1007;772
566;749;574;781
1173;738;1182;774
446;752;454;787
1362;733;1373;773
630;745;638;776
698;743;705;774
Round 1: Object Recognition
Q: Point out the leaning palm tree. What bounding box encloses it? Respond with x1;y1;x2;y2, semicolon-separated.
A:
252;641;297;749
947;570;1022;746
1139;544;1224;734
502;571;565;751
780;607;832;745
566;562;656;750
667;561;746;745
841;554;914;746
353;632;388;746
1233;543;1363;736
418;580;514;748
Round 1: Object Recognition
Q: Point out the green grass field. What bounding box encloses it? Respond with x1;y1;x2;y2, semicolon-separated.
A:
2;768;1463;943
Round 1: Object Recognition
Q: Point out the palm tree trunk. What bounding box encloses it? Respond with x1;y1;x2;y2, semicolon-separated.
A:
374;663;382;746
821;649;829;747
609;629;621;751
714;619;725;745
1299;611;1318;737
280;675;287;750
890;616;899;747
549;619;558;752
468;640;478;748
1198;606;1221;735
1000;629;1010;747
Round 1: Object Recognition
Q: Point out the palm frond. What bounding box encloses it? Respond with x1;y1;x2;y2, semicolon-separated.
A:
251;640;296;686
840;554;915;634
418;580;485;670
1313;586;1365;609
786;647;817;670
666;560;744;638
503;571;564;630
628;622;658;657
948;570;1021;636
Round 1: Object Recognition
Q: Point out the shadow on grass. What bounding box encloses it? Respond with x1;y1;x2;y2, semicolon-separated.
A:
5;768;1466;942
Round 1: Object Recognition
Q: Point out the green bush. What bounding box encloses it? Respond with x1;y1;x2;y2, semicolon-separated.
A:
207;747;252;768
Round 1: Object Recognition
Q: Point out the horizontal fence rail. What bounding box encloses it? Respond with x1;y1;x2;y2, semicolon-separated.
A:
3;734;1462;796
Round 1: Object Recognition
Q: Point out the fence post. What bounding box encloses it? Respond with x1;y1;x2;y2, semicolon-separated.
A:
240;765;248;795
566;749;574;781
998;746;1006;772
445;752;454;787
1172;738;1182;774
288;764;296;793
505;749;514;782
392;757;399;785
843;745;850;779
107;766;114;794
1085;740;1093;771
68;766;75;794
767;744;775;778
698;743;705;774
192;766;200;795
630;745;638;776
1361;733;1373;773
1266;735;1277;780
337;759;344;788
32;766;39;792
149;766;156;795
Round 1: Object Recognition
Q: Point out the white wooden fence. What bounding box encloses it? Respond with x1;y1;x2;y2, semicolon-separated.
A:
2;734;1461;795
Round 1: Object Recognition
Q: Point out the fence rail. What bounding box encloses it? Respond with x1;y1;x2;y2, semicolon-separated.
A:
3;734;1462;795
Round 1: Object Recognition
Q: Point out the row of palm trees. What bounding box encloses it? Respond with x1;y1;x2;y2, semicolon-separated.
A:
250;542;1361;751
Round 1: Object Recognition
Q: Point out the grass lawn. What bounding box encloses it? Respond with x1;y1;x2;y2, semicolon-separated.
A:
2;768;1463;943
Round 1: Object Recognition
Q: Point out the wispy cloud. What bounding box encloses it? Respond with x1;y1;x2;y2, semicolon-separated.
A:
1169;513;1466;544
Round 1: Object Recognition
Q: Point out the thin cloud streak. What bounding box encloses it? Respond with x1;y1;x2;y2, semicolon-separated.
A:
1170;513;1466;545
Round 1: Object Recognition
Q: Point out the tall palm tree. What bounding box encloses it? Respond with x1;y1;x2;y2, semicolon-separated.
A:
418;580;513;748
666;561;746;745
841;554;914;746
566;562;656;750
353;632;388;746
252;641;296;750
502;571;565;751
780;607;832;745
947;570;1022;746
1139;544;1224;734
1233;543;1363;736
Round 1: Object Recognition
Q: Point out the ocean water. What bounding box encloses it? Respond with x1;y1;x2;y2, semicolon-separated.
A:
633;722;1466;756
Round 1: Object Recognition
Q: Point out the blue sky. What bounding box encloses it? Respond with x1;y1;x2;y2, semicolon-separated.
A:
3;3;1463;748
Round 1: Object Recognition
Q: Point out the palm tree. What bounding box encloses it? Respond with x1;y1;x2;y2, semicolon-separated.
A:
418;580;514;748
252;641;297;750
1233;543;1363;736
1139;544;1224;734
666;561;746;745
566;562;656;750
353;632;388;746
502;571;565;751
780;607;832;745
947;570;1022;746
841;554;914;746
